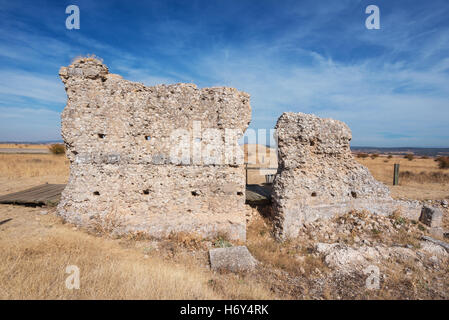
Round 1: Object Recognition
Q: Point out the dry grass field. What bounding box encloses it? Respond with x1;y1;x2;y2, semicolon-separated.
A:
0;154;69;196
0;204;275;299
356;155;449;200
0;144;448;299
0;143;50;149
244;144;278;185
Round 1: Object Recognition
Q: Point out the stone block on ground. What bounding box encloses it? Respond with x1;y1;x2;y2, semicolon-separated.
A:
209;246;257;272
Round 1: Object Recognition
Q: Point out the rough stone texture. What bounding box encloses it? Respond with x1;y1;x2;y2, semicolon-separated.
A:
422;236;449;253
57;57;251;240
209;246;257;272
272;112;421;240
419;205;443;228
420;240;449;256
315;241;448;275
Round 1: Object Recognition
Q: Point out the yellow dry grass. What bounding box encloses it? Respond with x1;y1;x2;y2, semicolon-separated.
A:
356;155;449;200
243;144;277;184
243;144;277;167
0;154;69;180
0;143;50;149
0;205;275;300
0;154;69;196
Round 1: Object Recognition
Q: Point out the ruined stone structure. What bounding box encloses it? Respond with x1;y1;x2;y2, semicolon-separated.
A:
272;112;421;239
57;57;251;240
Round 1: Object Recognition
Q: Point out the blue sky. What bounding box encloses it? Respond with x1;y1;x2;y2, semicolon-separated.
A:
0;0;448;147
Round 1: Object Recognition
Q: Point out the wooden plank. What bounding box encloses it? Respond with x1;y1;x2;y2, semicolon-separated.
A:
0;184;66;205
0;185;58;201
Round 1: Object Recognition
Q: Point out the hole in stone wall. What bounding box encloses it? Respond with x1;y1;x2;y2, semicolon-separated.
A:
311;192;317;197
351;191;357;198
237;191;243;196
191;191;200;196
143;189;149;195
98;133;106;139
145;135;151;141
93;191;100;196
310;141;315;146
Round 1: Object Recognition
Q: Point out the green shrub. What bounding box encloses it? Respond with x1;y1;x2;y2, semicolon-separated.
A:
48;144;66;155
404;154;414;161
214;236;232;248
357;153;369;159
436;156;449;169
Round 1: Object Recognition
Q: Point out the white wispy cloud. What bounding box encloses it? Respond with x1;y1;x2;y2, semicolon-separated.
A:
0;106;61;141
0;70;66;104
0;0;448;146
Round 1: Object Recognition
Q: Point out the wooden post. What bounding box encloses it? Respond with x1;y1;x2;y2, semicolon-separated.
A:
393;163;400;186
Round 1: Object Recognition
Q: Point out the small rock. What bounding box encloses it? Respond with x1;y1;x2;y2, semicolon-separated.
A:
40;210;48;215
441;200;448;208
209;246;257;272
429;255;439;265
405;267;412;276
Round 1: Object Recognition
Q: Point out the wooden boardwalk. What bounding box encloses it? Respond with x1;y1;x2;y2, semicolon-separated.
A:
0;183;272;206
0;184;66;206
245;184;272;205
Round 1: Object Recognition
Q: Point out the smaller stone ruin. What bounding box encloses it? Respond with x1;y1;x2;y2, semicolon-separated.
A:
57;57;251;240
272;112;421;240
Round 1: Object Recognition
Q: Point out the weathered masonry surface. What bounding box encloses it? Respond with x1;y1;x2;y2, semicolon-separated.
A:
271;112;421;239
57;57;251;240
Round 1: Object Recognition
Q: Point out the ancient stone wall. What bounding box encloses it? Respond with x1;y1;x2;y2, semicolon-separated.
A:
272;112;421;240
57;57;251;240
